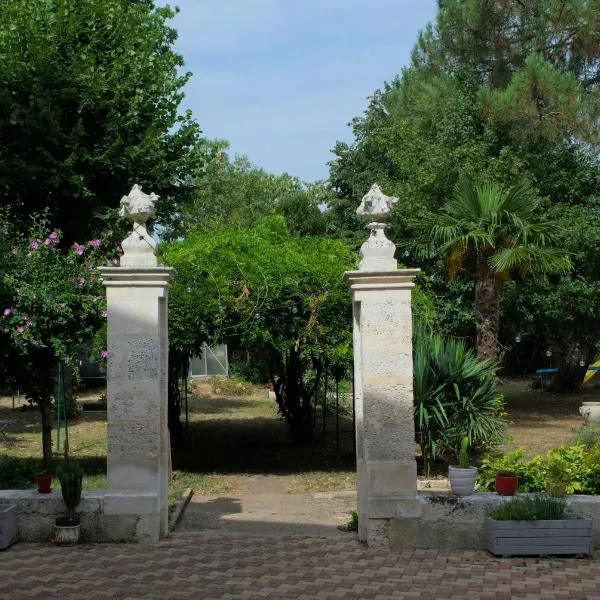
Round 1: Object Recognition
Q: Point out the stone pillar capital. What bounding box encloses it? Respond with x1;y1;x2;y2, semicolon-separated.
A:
99;267;175;292
344;269;420;294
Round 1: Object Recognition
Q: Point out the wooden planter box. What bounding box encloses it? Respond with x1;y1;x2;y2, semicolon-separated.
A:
0;503;19;550
486;516;593;557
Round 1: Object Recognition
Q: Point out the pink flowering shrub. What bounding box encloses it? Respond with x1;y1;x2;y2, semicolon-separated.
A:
0;217;112;469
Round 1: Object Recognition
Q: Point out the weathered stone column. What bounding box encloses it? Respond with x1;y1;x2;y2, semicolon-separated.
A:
344;184;420;547
99;185;174;542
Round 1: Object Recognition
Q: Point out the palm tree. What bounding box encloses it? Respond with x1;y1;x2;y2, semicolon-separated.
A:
431;178;571;362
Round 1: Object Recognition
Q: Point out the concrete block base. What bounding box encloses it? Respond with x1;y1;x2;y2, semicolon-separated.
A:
0;489;165;543
384;493;600;550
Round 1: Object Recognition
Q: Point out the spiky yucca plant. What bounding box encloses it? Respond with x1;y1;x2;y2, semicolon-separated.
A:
413;324;506;475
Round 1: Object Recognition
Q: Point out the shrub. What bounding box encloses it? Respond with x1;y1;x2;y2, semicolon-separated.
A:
569;426;600;450
413;325;506;474
209;376;252;397
478;443;600;495
489;494;567;521
478;449;546;492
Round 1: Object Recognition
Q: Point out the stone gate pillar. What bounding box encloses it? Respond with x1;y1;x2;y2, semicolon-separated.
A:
344;184;420;547
99;185;174;542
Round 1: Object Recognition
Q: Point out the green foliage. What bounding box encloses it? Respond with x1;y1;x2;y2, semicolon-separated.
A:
478;449;546;493
327;1;599;370
56;455;84;521
160;217;356;440
413;325;506;474
458;436;470;468
341;510;358;532
569;426;600;451
0;456;42;489
478;444;600;495
0;215;111;468
210;376;252;397
0;0;202;241
489;494;567;521
169;145;327;240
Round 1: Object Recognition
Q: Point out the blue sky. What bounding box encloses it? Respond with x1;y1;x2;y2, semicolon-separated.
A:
161;1;438;182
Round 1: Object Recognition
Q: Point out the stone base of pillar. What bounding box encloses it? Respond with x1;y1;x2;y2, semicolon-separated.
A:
361;496;425;547
103;491;167;543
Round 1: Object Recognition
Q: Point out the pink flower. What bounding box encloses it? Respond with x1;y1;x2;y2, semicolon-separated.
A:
25;321;32;328
88;239;101;249
44;238;53;246
30;241;40;250
111;257;119;265
100;350;108;359
117;244;123;254
49;231;59;241
73;242;84;256
101;310;108;318
16;326;24;334
76;277;85;287
3;308;12;316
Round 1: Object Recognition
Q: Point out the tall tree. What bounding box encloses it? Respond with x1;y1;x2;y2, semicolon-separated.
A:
327;0;600;370
431;179;571;361
169;142;327;239
0;0;202;242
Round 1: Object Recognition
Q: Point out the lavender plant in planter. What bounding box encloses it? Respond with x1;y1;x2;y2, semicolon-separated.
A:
486;494;592;557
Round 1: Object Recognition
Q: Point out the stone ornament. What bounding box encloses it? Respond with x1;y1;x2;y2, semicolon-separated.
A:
119;184;158;268
356;183;398;222
356;184;398;271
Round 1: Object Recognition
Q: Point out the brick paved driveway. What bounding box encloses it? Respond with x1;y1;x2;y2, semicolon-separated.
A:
1;531;599;599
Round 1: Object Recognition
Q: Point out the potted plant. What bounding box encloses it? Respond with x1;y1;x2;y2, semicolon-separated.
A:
486;493;592;556
36;470;53;494
54;445;84;545
448;436;477;496
495;471;518;496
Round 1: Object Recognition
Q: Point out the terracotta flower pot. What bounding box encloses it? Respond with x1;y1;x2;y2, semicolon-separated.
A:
36;474;52;494
495;472;518;496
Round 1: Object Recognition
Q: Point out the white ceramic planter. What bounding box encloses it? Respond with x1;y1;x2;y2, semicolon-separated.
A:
448;466;478;496
579;401;600;424
54;519;80;545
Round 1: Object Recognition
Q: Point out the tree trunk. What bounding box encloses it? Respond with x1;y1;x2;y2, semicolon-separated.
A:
40;399;53;472
475;253;501;362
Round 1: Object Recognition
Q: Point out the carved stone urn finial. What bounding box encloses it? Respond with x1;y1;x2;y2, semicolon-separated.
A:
119;184;158;268
356;184;398;271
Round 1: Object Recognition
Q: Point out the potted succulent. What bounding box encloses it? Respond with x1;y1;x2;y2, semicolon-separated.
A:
486;493;592;557
448;436;477;496
54;444;84;545
495;471;518;496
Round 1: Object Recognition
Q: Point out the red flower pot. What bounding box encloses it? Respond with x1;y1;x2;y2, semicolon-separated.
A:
36;474;52;494
495;473;518;496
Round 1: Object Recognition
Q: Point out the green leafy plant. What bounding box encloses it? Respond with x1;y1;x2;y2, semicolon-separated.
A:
569;426;600;450
457;436;470;468
489;493;568;521
413;324;506;475
340;510;358;532
478;449;546;492
55;445;84;523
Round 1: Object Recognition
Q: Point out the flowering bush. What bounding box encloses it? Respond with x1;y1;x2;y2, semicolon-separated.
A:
0;216;118;469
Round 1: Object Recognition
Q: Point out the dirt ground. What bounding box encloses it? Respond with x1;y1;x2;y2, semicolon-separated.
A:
499;377;599;456
1;377;597;497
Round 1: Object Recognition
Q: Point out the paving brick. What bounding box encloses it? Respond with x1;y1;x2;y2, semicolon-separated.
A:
1;532;599;599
